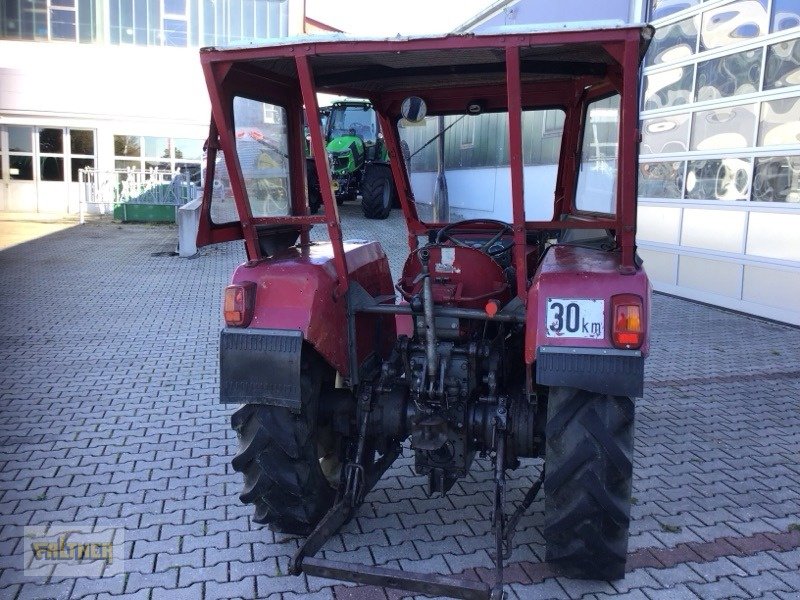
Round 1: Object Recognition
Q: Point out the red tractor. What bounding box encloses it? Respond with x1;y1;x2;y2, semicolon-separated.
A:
197;25;653;600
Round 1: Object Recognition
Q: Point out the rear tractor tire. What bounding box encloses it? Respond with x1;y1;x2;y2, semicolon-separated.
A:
543;387;635;580
230;353;342;535
360;164;395;220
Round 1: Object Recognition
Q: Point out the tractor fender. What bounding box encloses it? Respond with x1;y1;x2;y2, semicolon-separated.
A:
525;245;651;397
221;241;395;408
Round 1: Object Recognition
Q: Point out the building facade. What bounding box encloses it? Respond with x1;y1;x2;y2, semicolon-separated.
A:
463;0;800;326
638;0;800;325
0;0;301;214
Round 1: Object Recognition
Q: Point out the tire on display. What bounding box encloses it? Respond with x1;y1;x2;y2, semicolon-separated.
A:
307;159;322;214
230;351;340;535
360;164;394;220
543;387;634;580
309;187;322;214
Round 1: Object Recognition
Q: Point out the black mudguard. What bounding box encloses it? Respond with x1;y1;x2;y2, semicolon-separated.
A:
219;328;303;412
536;346;644;398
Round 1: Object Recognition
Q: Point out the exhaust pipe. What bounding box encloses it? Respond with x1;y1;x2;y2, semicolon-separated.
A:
419;249;438;385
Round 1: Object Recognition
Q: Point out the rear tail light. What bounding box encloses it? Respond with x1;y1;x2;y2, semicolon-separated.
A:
612;294;644;349
223;282;256;327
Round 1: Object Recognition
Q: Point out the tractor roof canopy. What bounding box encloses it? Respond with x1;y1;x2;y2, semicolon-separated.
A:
198;25;653;271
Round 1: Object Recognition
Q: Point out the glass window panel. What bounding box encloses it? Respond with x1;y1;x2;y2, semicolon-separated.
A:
175;161;202;184
2;1;22;39
645;17;698;67
233;97;290;217
255;0;267;40
173;138;204;160
164;0;186;15
641;114;690;154
772;0;800;32
40;157;65;181
134;0;148;45
651;0;700;20
71;157;95;182
764;38;800;90
638;161;685;198
32;0;48;39
163;18;187;46
189;0;199;46
695;48;762;102
202;0;218;45
242;0;255;40
39;128;64;154
8;126;33;152
51;0;75;7
230;0;242;42
10;156;34;180
758;96;800;146
112;0;135;44
17;0;47;39
70;129;95;155
114;135;141;157
145;161;171;172
209;149;240;224
115;159;140;170
576;95;620;214
78;0;97;43
699;0;768;52
690;104;757;151
50;9;76;40
685;158;752;200
144;136;170;158
643;66;694;111
752;156;800;202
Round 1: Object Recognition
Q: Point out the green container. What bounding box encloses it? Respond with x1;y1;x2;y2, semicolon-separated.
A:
113;203;177;223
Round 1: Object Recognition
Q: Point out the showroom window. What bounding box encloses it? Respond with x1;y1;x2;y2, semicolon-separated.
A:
641;0;800;203
1;126;96;183
70;129;96;181
0;0;97;43
113;134;203;183
7;125;35;181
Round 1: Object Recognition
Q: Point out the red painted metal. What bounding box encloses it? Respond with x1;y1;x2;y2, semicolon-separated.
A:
295;54;349;297
398;247;511;310
376;110;421;249
505;46;528;305
199;27;645;64
617;32;643;273
523;245;651;364
201;61;261;260
196;117;245;247
230;241;395;375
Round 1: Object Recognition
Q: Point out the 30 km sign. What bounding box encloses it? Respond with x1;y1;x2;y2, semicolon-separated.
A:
546;298;604;339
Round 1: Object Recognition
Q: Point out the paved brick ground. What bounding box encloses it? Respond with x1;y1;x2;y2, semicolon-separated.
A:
1;204;799;600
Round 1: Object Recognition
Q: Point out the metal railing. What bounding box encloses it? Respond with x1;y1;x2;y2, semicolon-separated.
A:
78;167;199;224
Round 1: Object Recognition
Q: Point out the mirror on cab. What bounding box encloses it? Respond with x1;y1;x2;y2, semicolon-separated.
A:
401;96;427;123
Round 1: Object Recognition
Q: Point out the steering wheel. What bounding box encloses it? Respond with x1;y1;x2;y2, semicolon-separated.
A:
435;219;513;256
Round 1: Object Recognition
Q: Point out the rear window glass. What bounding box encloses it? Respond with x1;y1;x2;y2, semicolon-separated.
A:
208;148;240;225
398;108;565;223
232;97;291;217
575;95;620;215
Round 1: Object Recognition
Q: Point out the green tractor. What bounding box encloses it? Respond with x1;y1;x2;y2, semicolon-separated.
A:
307;100;399;219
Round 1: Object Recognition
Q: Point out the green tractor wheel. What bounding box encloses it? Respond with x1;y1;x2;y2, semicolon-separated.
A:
361;164;395;220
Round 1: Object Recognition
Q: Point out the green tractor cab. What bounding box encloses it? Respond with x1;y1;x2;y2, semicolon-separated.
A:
308;100;398;219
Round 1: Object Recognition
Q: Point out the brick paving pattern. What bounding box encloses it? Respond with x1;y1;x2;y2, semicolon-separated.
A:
1;204;799;600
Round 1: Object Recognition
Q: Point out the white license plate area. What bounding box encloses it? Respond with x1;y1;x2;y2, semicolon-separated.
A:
545;298;605;339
